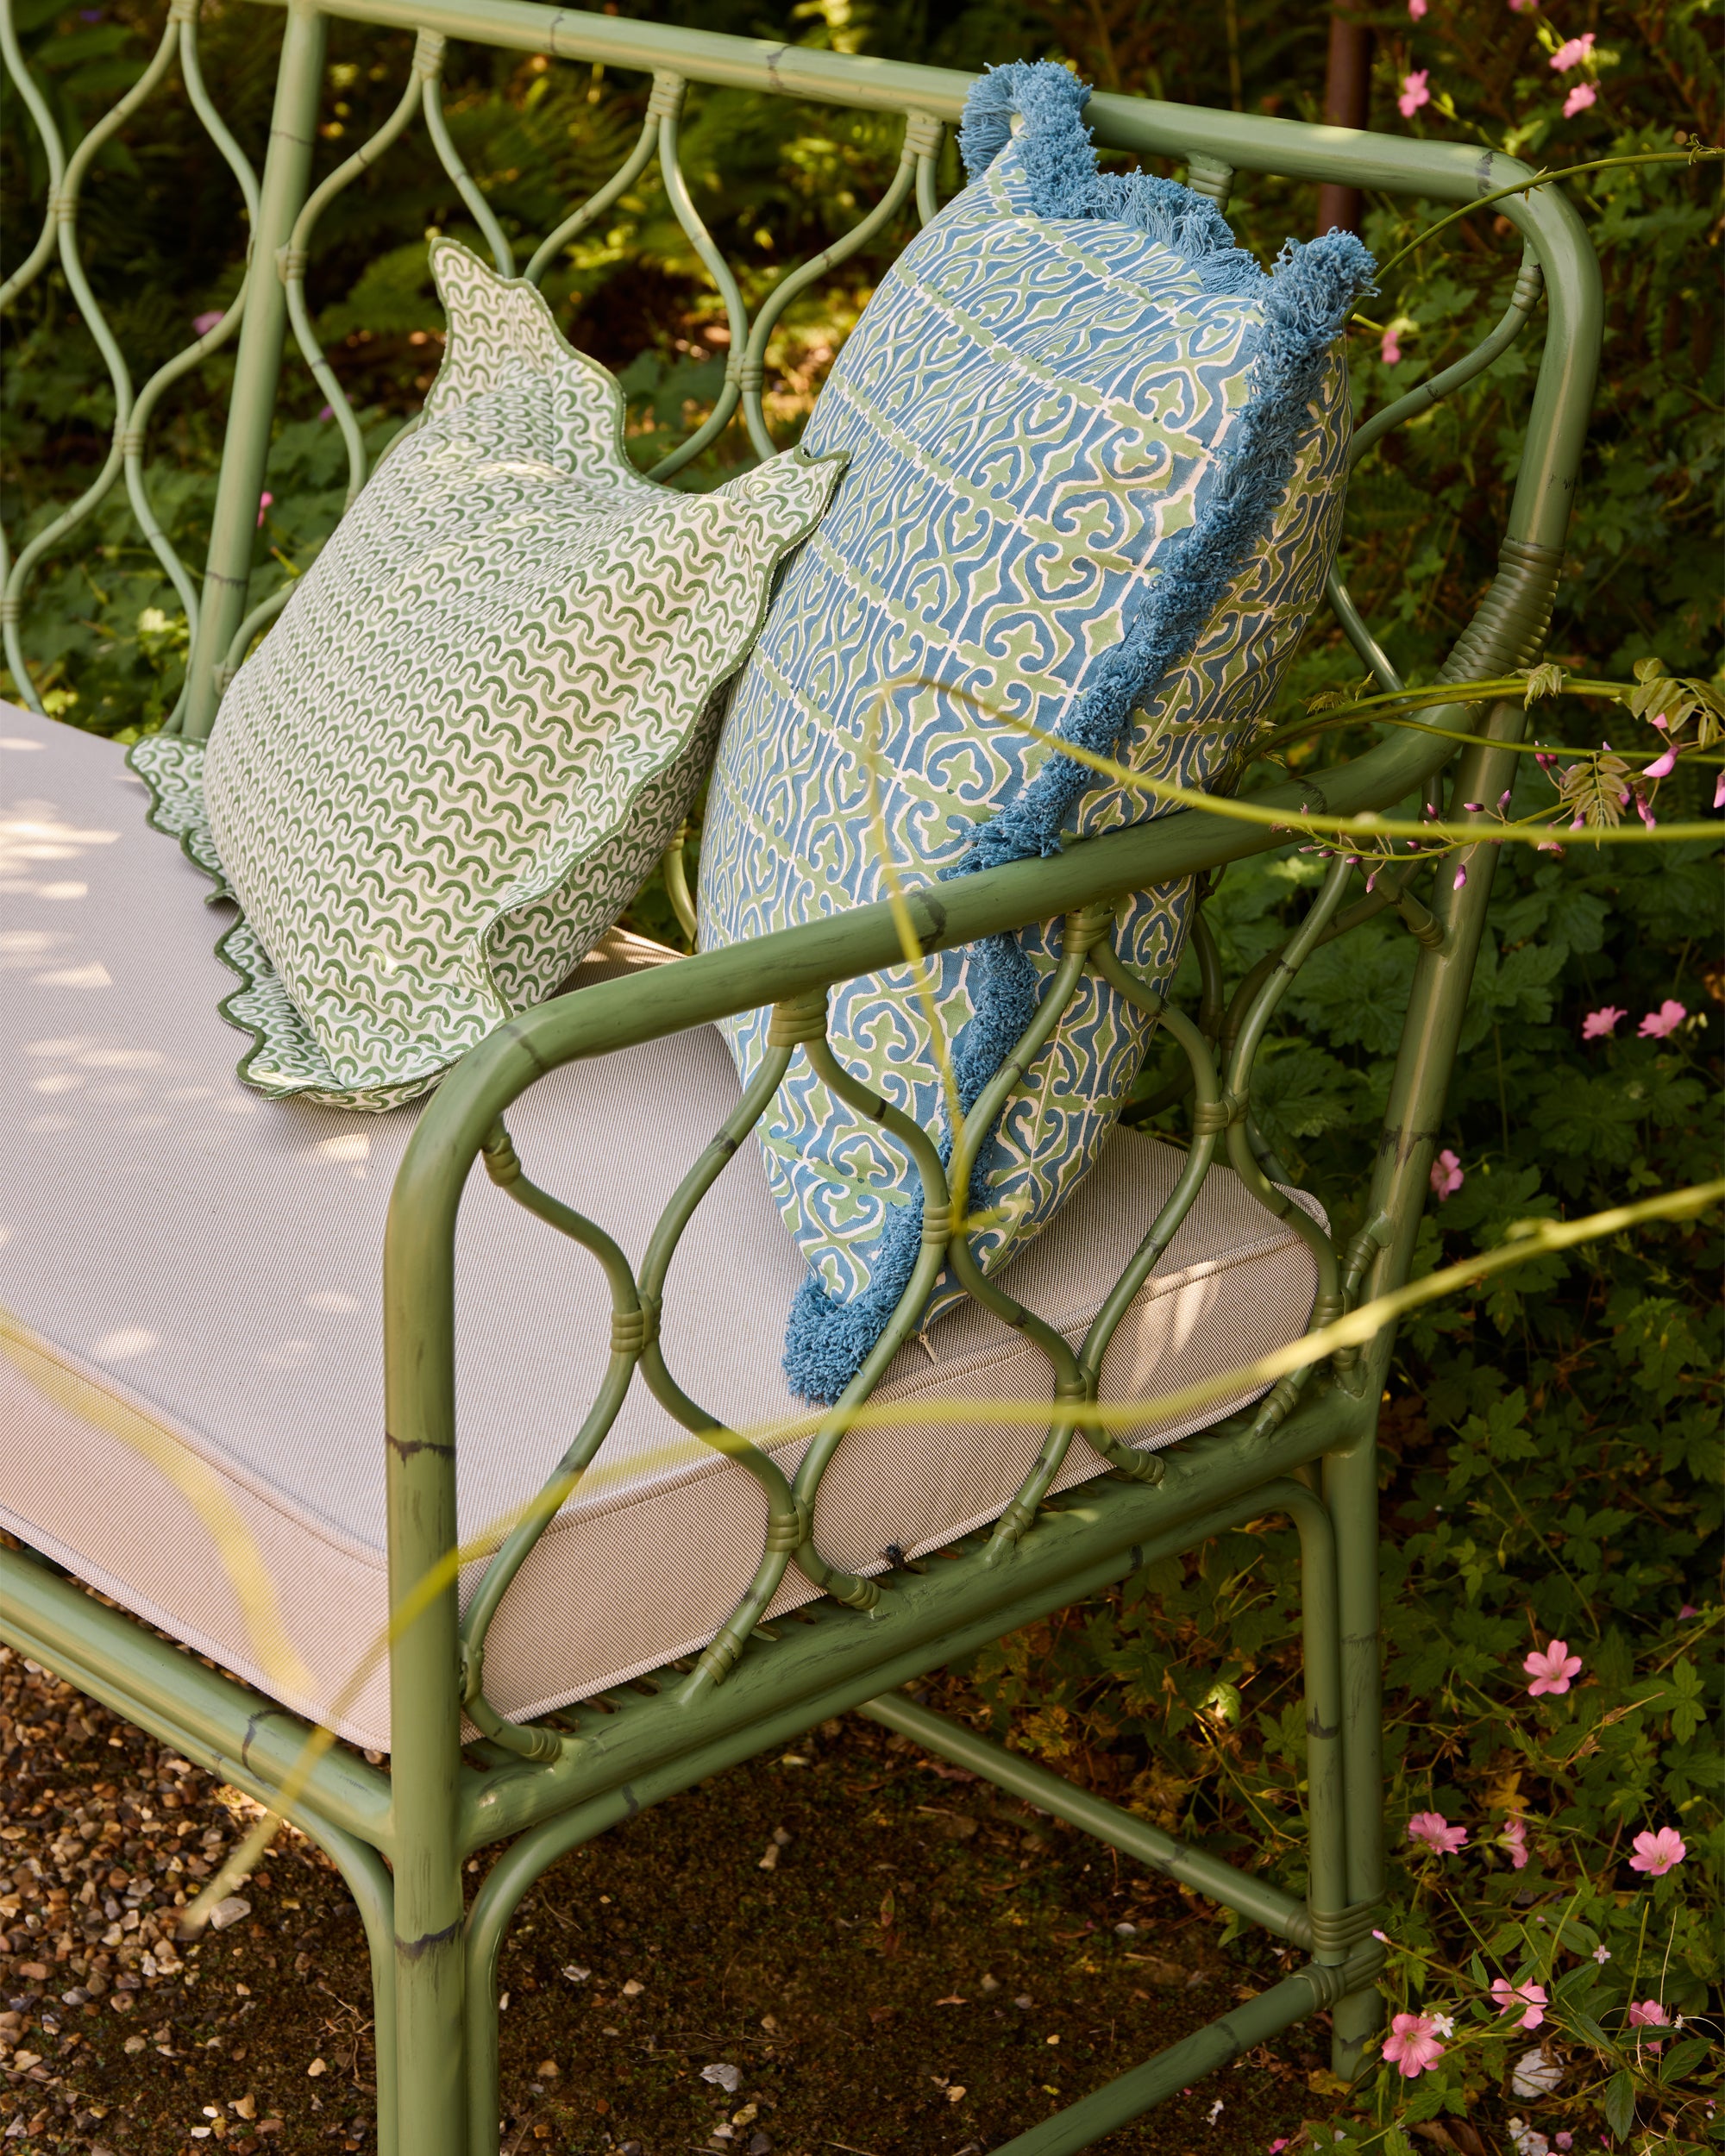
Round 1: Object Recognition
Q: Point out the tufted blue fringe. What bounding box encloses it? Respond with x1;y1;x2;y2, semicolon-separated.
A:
783;932;1036;1401
782;62;1375;1405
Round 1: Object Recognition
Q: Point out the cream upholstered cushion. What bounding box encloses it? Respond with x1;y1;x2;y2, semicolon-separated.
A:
1;708;1320;1753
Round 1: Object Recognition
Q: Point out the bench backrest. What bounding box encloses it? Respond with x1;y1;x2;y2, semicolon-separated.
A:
3;0;1599;751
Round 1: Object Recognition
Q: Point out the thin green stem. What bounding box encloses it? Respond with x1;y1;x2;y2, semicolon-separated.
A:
1371;146;1724;285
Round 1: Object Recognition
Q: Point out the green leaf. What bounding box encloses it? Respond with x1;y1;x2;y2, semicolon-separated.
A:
1556;750;1633;827
1603;2066;1637;2141
1658;2034;1712;2081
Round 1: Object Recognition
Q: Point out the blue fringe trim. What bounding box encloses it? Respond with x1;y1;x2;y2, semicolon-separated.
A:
782;61;1375;1405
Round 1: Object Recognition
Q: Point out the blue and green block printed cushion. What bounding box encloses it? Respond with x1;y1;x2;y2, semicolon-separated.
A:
129;241;843;1112
696;60;1375;1403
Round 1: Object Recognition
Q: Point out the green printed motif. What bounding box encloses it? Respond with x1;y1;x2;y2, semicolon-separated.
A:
131;241;843;1111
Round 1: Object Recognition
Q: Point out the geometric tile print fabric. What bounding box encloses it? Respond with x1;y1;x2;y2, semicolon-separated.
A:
129;241;844;1112
697;61;1373;1403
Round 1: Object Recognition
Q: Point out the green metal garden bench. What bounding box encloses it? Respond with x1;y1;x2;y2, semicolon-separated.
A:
0;3;1601;2150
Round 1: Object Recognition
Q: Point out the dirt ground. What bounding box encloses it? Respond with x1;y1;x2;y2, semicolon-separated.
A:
1;1645;1348;2156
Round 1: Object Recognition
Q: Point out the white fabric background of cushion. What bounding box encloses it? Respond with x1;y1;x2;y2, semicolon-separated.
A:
1;708;1319;1750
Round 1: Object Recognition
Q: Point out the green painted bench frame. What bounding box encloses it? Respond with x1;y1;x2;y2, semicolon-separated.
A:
0;3;1603;2149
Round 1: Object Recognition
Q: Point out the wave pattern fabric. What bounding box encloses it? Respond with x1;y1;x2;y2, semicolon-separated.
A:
131;241;842;1111
697;62;1371;1402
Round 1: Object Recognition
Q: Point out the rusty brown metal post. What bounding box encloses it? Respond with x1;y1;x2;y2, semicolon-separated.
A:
1316;5;1375;235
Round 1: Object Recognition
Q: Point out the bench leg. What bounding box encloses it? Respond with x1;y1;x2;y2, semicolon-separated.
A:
298;1821;399;2156
392;1825;467;2156
390;1613;468;2151
1326;1429;1385;2078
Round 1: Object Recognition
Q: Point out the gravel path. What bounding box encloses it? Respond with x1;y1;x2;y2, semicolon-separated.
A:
3;1637;1341;2155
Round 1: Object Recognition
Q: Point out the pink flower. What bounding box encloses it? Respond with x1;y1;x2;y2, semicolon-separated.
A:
1582;1006;1626;1039
1636;794;1658;830
1639;1000;1686;1039
1381;326;1404;365
1399;69;1432;116
1452;864;1468;890
1508;0;1534;10
1714;770;1725;810
1628;1827;1686;1877
1408;1810;1469;1855
256;491;274;529
1524;1639;1582;1695
1382;2011;1446;2077
318;403;335;420
1563;81;1597;116
1550;31;1596;69
1556;2138;1573;2152
1501;1817;1530;1870
1408;0;1428;15
1628;1998;1670;2052
1592;1944;1611;1964
1680;1603;1698;1618
1430;1149;1464;1200
191;309;223;336
1642;747;1677;780
1493;1977;1550;2029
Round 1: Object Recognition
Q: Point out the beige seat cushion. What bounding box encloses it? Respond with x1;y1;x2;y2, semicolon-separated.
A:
0;707;1319;1752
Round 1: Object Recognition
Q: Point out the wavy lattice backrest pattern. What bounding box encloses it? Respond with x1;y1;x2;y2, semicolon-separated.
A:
0;7;950;738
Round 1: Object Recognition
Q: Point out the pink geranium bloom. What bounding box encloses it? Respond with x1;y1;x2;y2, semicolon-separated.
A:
1628;1998;1670;2052
191;309;223;336
1629;1827;1686;1876
1408;1811;1468;1855
1639;1000;1686;1039
1582;1006;1626;1039
1381;326;1403;365
1524;1639;1582;1695
1492;1977;1549;2029
1563;82;1597;116
1501;1817;1530;1870
1550;31;1596;68
1399;69;1432;116
1430;1149;1464;1200
1382;2011;1446;2077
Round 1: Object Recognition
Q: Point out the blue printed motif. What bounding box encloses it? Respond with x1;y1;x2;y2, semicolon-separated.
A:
697;63;1373;1402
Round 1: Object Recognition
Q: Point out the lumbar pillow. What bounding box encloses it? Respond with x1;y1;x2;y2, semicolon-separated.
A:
697;61;1372;1402
132;240;843;1111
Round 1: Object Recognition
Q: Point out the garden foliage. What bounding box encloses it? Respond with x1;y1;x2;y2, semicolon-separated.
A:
1;0;1719;2147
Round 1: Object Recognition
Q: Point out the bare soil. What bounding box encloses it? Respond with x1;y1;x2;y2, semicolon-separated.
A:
2;1647;1346;2155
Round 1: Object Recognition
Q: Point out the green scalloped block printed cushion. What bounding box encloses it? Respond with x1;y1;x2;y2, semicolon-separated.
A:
130;239;843;1112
